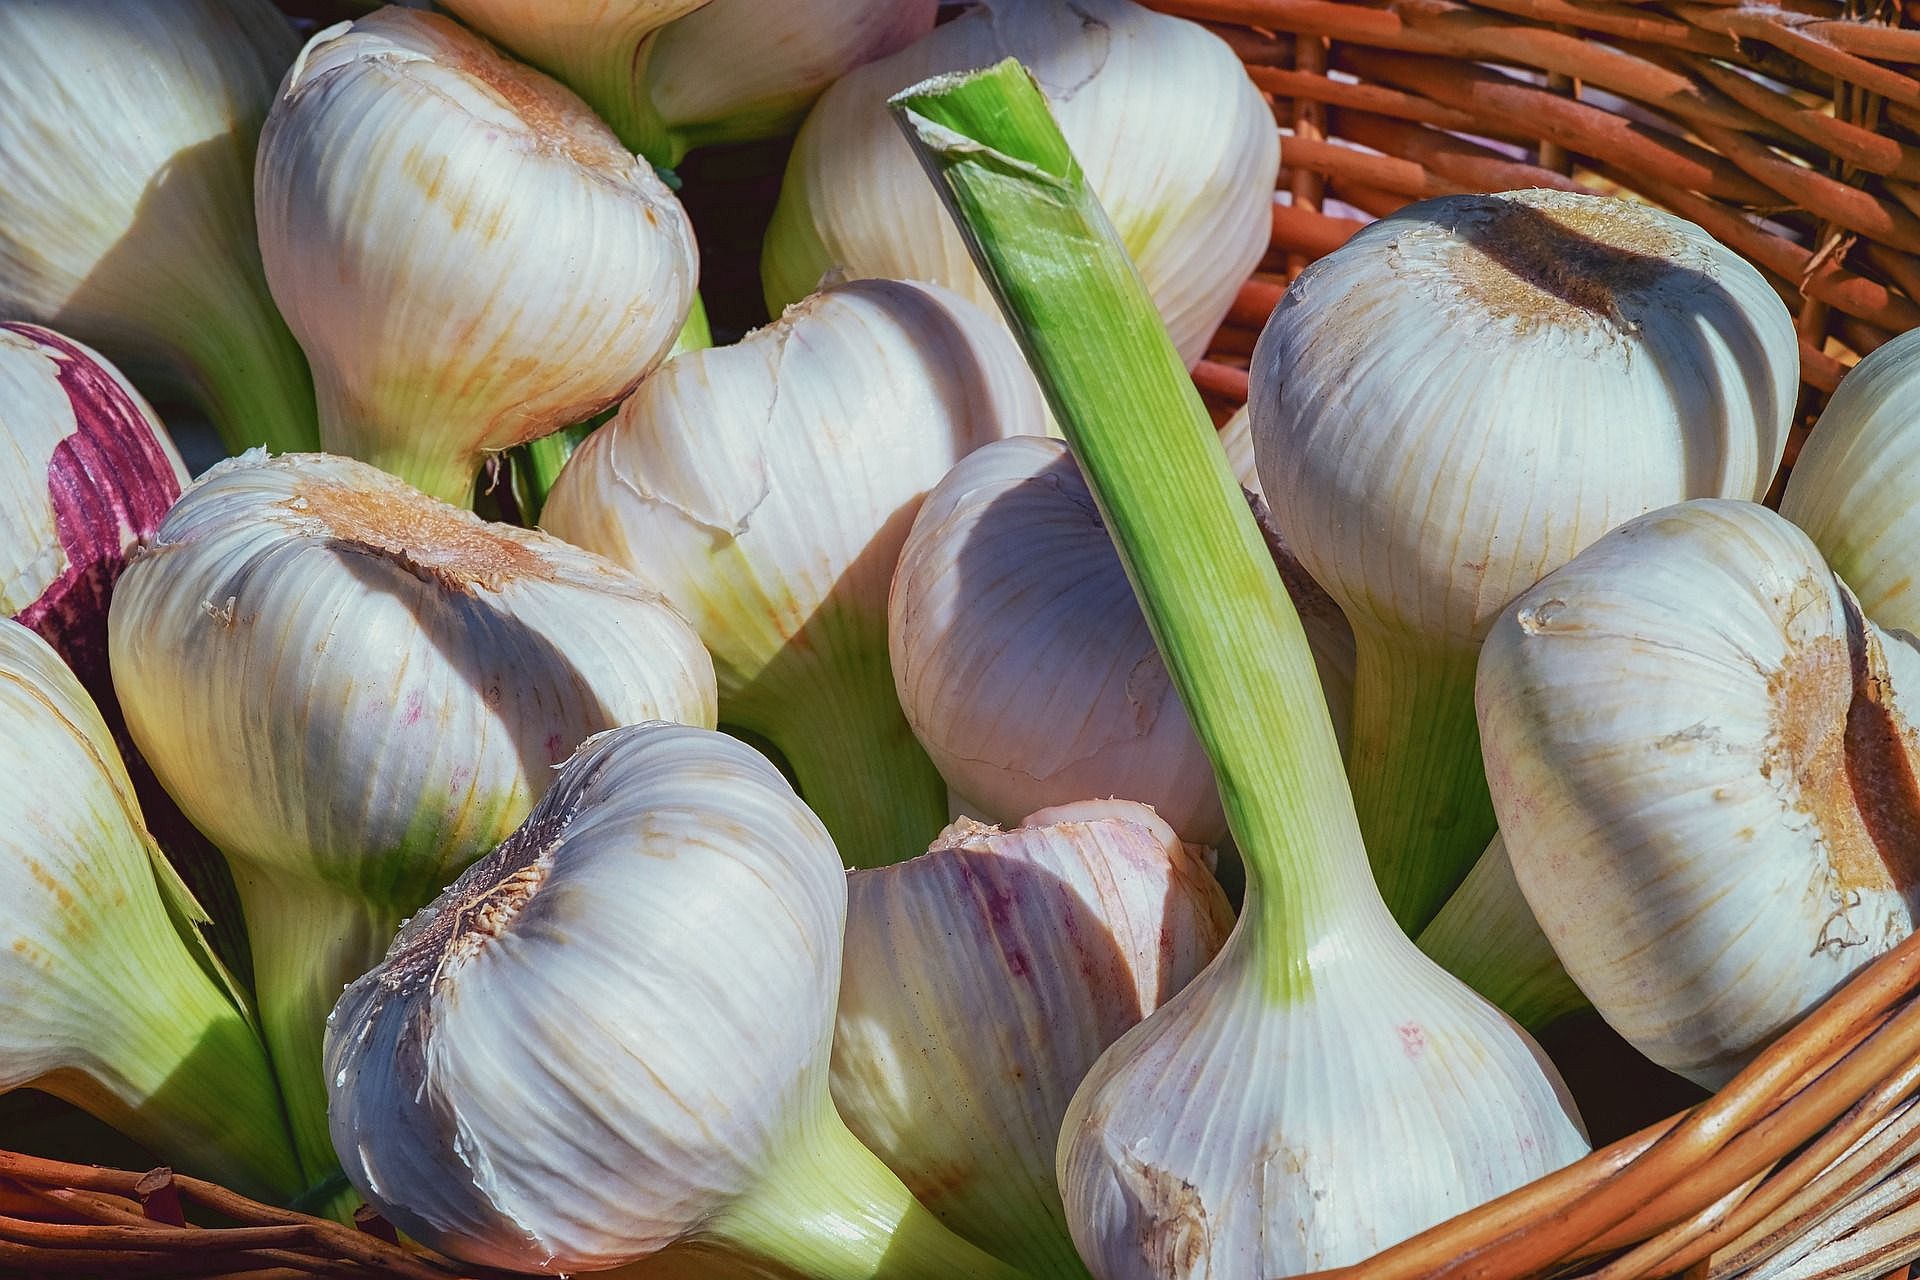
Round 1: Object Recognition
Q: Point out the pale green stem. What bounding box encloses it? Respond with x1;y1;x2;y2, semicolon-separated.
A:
231;865;397;1213
1417;835;1588;1031
37;935;303;1204
558;34;678;168
340;433;480;509
1347;632;1497;933
169;263;319;457
889;63;1385;1004
712;1107;1027;1279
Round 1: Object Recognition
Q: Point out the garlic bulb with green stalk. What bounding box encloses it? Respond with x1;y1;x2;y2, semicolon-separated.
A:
895;62;1587;1279
543;278;1046;870
255;8;697;506
327;723;1024;1279
1416;834;1587;1032
1478;498;1920;1087
0;0;317;455
891;432;1353;843
834;801;1233;1278
0;619;301;1202
1782;328;1920;634
110;451;717;1194
1250;188;1797;933
763;0;1279;368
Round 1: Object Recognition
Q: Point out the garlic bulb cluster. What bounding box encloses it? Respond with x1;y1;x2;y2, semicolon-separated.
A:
1782;329;1920;634
0;619;300;1201
0;0;317;454
1250;188;1797;931
256;8;696;505
891;432;1352;844
328;723;1022;1279
441;0;937;165
834;801;1232;1277
1479;498;1920;1086
544;278;1046;870
762;0;1279;367
111;451;716;1183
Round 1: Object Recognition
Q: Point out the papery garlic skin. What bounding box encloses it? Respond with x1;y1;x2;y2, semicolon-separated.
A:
544;278;1046;870
762;0;1279;367
0;0;316;455
835;802;1231;1277
256;8;696;505
111;451;716;1185
329;724;1021;1279
1250;189;1796;931
1782;329;1920;634
1478;499;1919;1087
1416;834;1587;1032
0;619;300;1201
1060;907;1588;1277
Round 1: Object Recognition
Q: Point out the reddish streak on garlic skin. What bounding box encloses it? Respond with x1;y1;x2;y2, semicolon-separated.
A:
6;323;181;708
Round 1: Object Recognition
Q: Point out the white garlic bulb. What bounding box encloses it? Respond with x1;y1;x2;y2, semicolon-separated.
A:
111;451;716;1185
1782;328;1920;634
1478;498;1920;1086
1250;188;1797;932
328;724;1024;1278
834;801;1232;1276
0;0;316;454
256;8;696;504
0;619;301;1200
544;278;1046;870
762;0;1279;367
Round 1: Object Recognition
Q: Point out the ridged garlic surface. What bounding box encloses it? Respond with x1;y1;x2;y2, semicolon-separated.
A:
0;0;317;454
1782;329;1920;634
328;724;1023;1278
1250;188;1797;931
1059;901;1589;1277
110;451;716;1183
256;8;697;504
761;0;1279;367
1416;834;1586;1032
0;619;300;1201
544;278;1046;869
835;802;1231;1277
1478;499;1920;1086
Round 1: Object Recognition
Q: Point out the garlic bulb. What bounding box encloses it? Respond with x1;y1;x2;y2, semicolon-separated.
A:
544;278;1046;870
834;801;1232;1277
1478;498;1920;1086
762;0;1279;367
892;433;1353;843
328;723;1023;1279
1416;834;1586;1032
110;451;717;1187
256;8;696;505
1781;328;1920;634
0;0;316;455
1250;188;1797;932
0;619;301;1201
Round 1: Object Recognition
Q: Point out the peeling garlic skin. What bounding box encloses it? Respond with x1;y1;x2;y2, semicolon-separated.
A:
1782;328;1920;635
327;725;846;1272
1059;922;1588;1278
1251;189;1795;648
833;802;1232;1276
1479;499;1920;1086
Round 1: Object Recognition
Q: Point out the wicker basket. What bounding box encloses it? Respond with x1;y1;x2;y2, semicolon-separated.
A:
11;2;1920;1277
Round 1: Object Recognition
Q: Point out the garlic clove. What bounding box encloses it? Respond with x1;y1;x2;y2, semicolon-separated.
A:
834;800;1233;1277
110;450;717;1190
1781;328;1920;635
327;723;1024;1279
1250;188;1798;932
0;619;301;1202
255;8;697;505
1478;497;1920;1086
761;0;1279;368
0;0;317;455
543;278;1047;870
